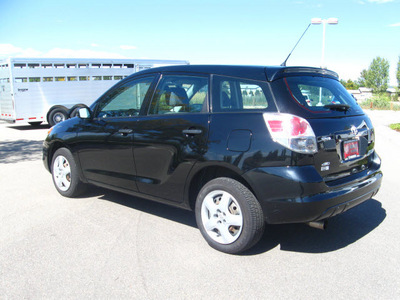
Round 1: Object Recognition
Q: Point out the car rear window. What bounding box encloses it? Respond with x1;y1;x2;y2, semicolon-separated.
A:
284;76;364;115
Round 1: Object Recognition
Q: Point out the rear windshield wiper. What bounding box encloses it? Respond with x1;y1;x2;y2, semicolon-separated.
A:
324;104;351;112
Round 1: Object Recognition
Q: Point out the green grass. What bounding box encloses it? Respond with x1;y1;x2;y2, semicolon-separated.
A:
390;123;400;132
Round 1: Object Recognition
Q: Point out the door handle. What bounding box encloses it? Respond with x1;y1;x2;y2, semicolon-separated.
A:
118;128;133;135
182;129;202;135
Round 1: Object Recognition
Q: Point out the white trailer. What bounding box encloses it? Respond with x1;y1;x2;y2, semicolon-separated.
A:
0;58;189;126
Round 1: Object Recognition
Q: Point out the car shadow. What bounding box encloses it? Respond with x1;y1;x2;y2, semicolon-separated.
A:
245;198;386;255
0;140;44;164
7;124;50;130
84;186;198;228
83;187;386;255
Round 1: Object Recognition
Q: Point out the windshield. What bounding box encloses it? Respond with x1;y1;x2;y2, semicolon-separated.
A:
284;76;363;115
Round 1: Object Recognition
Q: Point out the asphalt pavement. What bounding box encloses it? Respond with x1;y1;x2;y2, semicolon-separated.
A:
0;110;399;299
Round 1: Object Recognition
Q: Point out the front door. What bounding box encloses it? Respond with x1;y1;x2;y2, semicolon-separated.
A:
77;75;156;191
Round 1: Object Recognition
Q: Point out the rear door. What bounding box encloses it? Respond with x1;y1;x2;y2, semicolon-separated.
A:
277;75;375;182
133;73;210;203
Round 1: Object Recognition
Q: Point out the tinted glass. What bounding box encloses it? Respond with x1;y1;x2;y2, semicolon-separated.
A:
148;75;208;115
213;76;276;112
96;76;155;118
284;76;363;114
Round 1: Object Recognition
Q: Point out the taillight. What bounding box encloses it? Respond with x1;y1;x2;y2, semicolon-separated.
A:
263;113;317;154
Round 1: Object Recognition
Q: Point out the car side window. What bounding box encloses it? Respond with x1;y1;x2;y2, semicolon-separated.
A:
213;76;276;112
148;75;209;115
96;76;155;118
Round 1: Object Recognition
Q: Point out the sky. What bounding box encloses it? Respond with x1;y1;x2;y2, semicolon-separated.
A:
0;0;399;85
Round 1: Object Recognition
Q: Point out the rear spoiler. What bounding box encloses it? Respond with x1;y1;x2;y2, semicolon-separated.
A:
265;67;339;82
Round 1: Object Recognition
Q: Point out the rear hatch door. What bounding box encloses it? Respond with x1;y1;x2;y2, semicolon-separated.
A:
275;74;375;182
310;115;374;181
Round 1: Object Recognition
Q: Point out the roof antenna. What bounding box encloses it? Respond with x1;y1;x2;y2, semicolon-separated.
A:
281;23;311;66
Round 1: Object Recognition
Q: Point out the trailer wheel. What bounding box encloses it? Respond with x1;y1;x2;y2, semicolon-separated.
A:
69;107;80;118
49;107;68;126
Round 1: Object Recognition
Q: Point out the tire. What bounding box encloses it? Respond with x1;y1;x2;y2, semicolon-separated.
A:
51;148;86;197
68;104;85;118
69;107;80;118
195;177;265;254
48;107;68;127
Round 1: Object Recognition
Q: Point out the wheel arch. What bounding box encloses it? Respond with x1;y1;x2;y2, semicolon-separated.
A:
46;141;87;183
46;141;69;171
187;164;256;211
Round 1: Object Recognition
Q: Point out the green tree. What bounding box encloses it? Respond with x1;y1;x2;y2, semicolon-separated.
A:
346;79;359;90
364;56;390;93
357;69;368;87
397;56;400;90
340;79;359;90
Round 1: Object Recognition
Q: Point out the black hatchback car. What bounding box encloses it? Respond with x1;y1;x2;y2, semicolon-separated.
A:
43;65;382;254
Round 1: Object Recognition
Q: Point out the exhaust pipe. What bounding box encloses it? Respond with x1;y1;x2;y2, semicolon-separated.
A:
307;220;327;230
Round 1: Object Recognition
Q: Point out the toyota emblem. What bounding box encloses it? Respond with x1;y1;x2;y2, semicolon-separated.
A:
351;125;358;136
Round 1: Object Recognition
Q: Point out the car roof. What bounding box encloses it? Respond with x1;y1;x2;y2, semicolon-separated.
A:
137;65;339;82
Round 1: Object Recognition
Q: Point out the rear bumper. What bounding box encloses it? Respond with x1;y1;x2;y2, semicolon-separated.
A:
243;152;382;224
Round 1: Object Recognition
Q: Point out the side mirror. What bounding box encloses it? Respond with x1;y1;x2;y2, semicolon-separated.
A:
78;107;91;119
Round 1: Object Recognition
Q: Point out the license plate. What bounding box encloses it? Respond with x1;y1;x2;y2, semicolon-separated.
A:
343;140;359;160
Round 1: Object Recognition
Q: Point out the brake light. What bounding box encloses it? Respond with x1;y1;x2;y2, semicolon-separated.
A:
263;113;317;154
291;116;308;136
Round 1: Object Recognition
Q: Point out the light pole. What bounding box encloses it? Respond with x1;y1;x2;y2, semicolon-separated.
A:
311;18;338;68
312;18;338;106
